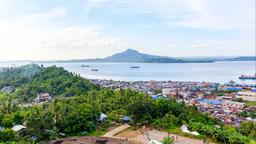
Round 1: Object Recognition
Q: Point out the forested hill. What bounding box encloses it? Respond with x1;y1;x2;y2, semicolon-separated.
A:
0;64;42;88
0;64;97;102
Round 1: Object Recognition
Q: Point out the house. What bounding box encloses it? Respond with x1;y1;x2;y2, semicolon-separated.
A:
98;113;108;122
180;125;200;136
122;116;131;123
1;86;15;93
224;87;242;91
162;88;173;96
11;125;26;132
150;95;167;100
33;93;52;103
0;126;4;131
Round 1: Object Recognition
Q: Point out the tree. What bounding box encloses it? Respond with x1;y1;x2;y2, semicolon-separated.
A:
0;129;16;142
239;121;256;138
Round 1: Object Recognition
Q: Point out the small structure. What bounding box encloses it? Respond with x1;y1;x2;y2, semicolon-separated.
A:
11;125;26;132
122;116;131;123
150;95;168;101
180;125;199;136
33;93;52;103
224;87;242;91
98;113;108;122
199;98;222;106
0;126;5;131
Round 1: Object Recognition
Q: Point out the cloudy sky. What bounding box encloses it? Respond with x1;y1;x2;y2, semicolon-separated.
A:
0;0;255;61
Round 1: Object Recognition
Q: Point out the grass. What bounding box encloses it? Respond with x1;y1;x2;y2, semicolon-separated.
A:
245;101;256;106
0;92;9;100
84;128;108;137
164;127;217;143
165;127;205;140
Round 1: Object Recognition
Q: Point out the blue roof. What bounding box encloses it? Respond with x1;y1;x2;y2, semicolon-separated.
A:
150;95;168;100
224;87;242;91
251;89;256;92
122;116;131;121
199;99;222;105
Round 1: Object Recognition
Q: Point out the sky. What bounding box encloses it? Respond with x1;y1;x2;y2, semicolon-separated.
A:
0;0;255;61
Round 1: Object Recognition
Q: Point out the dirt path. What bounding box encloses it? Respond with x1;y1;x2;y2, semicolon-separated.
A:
103;124;131;138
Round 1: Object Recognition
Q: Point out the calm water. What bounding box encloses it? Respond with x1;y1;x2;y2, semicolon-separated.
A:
0;61;255;84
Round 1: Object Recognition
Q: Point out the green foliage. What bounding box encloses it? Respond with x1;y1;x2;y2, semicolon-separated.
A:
189;122;251;144
0;64;42;88
233;98;244;102
245;102;256;107
239;121;256;139
161;136;174;144
238;111;256;119
0;65;97;102
0;129;17;142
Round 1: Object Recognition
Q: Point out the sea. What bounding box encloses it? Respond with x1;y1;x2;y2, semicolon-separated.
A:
0;61;255;84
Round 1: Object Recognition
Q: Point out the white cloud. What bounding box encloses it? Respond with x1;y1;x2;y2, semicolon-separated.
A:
189;43;209;49
88;0;255;30
168;43;178;49
23;7;66;19
41;27;125;50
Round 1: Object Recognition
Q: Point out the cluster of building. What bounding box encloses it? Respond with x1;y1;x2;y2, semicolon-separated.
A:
32;93;52;103
92;79;256;126
0;86;15;93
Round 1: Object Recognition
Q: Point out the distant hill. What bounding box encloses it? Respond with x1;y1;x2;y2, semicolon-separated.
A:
226;56;256;61
104;49;190;63
68;49;214;63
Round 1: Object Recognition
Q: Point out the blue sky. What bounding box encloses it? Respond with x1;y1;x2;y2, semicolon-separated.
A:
0;0;255;60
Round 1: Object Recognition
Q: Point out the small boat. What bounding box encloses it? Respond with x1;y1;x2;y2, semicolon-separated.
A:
91;69;98;72
239;73;256;80
130;66;140;68
81;65;90;67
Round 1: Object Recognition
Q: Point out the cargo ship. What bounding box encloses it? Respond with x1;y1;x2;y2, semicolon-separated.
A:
239;73;256;80
130;66;140;68
81;65;90;67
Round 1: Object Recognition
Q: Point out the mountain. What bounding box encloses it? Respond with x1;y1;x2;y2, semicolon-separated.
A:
104;49;187;63
67;49;213;63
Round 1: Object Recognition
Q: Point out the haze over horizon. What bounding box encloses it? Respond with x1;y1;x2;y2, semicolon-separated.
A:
0;0;255;61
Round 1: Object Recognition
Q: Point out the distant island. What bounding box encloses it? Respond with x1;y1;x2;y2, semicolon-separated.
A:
58;49;256;63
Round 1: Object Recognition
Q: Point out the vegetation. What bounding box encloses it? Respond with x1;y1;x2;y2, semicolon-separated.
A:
188;122;251;144
0;64;254;143
161;136;174;144
245;101;256;107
